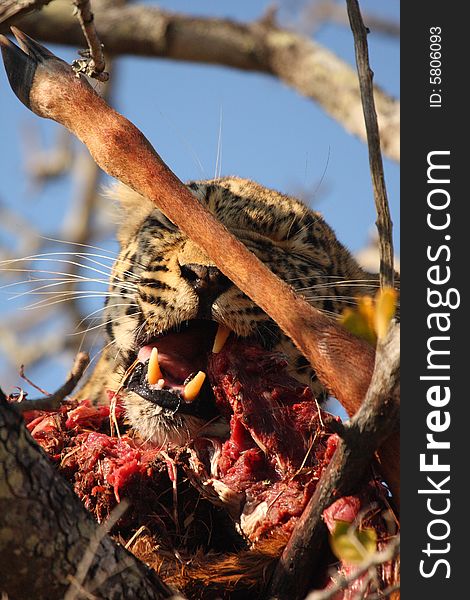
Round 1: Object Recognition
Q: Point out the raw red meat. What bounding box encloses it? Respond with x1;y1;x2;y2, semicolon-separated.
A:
20;337;397;596
199;340;336;540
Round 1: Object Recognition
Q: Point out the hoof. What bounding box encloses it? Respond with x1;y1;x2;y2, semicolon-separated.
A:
0;27;59;110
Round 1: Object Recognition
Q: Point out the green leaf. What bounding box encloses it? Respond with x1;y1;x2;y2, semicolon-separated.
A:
329;520;377;564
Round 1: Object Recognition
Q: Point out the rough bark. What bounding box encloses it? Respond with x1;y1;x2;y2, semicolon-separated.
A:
0;0;400;162
0;395;173;600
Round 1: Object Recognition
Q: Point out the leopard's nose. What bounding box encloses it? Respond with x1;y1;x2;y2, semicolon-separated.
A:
180;263;231;301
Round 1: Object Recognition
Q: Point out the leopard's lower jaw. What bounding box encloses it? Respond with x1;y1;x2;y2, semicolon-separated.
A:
124;391;228;447
124;391;198;446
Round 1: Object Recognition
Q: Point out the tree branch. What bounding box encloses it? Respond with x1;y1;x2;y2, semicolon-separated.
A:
346;0;395;288
0;0;400;162
72;0;108;81
0;393;175;599
0;0;54;24
14;351;90;413
305;536;400;600
267;323;400;600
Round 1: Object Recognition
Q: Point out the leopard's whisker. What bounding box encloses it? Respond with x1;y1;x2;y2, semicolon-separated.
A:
307;293;399;307
11;287;129;300
0;272;133;300
257;322;281;347
1;252;116;268
38;242;147;271
70;312;143;337
1;254;140;281
130;320;149;352
214;105;223;181
0;267;100;278
300;278;380;285
36;238;147;270
111;341;126;365
81;336;120;379
22;292;135;310
312;307;342;318
0;276;111;292
69;253;141;279
286;274;380;283
92;315;147;369
1;259;114;280
76;303;140;329
296;281;381;292
285;213;322;240
293;364;313;373
7;279;137;301
302;295;365;304
39;235;118;256
74;315;137;337
285;216;298;242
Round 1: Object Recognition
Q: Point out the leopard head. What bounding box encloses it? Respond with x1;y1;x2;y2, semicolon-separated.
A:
80;177;374;446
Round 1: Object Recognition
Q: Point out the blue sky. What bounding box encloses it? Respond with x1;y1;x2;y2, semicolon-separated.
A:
0;0;399;394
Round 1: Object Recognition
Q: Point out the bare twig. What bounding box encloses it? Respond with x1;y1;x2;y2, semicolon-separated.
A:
19;363;50;395
1;0;400;161
72;0;108;81
268;324;399;600
346;0;395;288
1;0;108;81
366;582;401;600
14;351;89;413
305;536;400;600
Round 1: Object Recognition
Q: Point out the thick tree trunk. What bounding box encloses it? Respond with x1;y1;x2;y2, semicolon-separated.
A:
0;395;173;600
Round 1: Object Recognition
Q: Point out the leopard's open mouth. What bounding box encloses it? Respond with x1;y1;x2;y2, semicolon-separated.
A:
124;320;232;420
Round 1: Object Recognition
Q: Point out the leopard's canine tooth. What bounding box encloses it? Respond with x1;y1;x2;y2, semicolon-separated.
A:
147;347;163;385
212;324;231;354
183;371;206;402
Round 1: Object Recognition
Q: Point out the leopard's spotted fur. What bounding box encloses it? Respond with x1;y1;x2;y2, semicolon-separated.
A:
79;177;377;444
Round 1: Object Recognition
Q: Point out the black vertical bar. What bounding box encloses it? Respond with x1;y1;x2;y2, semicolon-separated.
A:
401;4;466;597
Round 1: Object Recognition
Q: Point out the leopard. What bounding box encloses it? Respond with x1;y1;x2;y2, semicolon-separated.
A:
78;176;379;446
